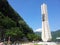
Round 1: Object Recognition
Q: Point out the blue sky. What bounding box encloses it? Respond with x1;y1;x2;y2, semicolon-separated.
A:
8;0;60;31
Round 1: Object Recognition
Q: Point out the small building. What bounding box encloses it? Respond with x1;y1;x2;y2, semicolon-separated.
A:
56;37;60;42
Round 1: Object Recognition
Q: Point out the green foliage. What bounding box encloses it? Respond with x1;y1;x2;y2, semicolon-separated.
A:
27;33;41;41
0;0;41;42
5;27;24;37
0;18;16;29
34;44;42;45
52;30;60;41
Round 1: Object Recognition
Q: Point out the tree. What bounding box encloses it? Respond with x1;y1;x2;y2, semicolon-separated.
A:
27;33;41;41
5;27;24;42
0;0;40;42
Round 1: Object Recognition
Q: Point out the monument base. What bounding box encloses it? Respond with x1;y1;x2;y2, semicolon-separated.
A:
36;42;58;45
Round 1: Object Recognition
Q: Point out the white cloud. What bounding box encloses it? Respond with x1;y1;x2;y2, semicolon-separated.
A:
34;28;42;32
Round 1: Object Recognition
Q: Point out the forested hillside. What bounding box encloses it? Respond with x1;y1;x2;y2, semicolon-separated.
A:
35;30;60;41
0;0;41;42
52;30;60;41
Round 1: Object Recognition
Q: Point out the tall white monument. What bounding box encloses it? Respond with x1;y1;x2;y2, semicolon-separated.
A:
41;3;52;42
36;3;58;45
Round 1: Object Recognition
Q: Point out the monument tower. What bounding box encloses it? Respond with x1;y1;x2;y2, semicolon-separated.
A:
41;3;52;42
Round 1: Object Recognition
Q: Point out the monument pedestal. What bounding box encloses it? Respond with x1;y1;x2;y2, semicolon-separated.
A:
37;42;57;45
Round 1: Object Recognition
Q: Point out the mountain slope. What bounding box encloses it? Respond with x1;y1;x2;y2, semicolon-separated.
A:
52;30;60;41
0;0;34;41
35;30;60;41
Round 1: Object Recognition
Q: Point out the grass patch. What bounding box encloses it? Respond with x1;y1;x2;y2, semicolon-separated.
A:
34;44;38;45
34;44;42;45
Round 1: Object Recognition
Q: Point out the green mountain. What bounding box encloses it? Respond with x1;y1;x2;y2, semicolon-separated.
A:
35;30;60;41
52;30;60;41
35;32;41;37
0;0;36;42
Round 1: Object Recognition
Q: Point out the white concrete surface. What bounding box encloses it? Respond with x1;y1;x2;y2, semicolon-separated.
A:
37;42;58;45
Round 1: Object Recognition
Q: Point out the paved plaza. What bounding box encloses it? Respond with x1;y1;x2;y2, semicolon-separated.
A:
3;42;60;45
